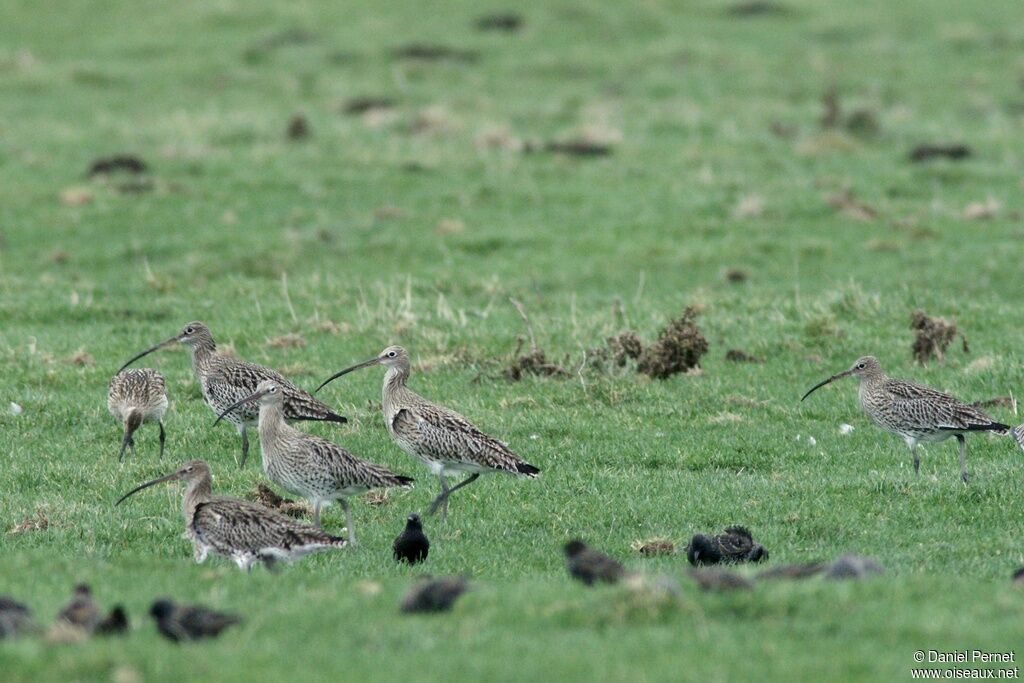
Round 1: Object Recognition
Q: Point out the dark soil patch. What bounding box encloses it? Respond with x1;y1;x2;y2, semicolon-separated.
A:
911;309;967;363
391;43;479;63
87;155;148;177
250;483;308;518
724;267;749;283
544;139;613;157
504;298;569;381
286;113;310;140
637;307;709;379
343;97;396;115
909;144;972;163
475;12;524;32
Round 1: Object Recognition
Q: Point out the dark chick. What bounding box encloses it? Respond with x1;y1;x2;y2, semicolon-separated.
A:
400;576;469;613
687;527;768;566
57;584;101;633
96;606;130;636
564;539;626;586
393;513;430;565
150;599;242;642
0;596;37;639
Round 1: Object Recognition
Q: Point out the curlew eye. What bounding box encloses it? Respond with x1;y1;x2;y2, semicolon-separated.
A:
857;363;866;369
185;326;195;334
387;351;397;358
269;386;277;393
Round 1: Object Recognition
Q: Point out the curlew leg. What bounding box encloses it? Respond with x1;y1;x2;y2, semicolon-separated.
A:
339;498;357;546
128;436;137;459
312;501;322;529
428;473;480;520
118;431;130;462
237;424;249;469
956;434;969;484
911;442;920;475
158;421;166;459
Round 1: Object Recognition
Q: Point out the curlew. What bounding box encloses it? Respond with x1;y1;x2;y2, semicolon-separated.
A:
564;539;628;586
115;460;347;572
802;356;1010;482
108;368;168;461
393;513;430;564
215;379;414;545
150;599;241;642
117;321;347;468
317;346;539;520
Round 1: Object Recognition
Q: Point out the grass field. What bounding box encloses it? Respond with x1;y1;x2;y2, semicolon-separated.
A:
3;0;1024;680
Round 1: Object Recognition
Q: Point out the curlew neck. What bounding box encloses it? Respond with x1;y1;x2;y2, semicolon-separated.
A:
182;474;214;524
257;400;287;446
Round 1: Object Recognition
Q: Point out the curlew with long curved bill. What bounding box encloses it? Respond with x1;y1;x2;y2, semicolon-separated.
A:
316;346;539;520
117;321;346;468
214;379;414;545
108;368;168;461
802;355;1010;482
115;459;347;572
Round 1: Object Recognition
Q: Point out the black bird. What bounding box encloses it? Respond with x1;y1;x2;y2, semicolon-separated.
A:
57;584;101;633
0;596;37;639
393;513;430;565
687;526;768;566
400;576;469;613
149;599;242;642
564;539;627;586
756;562;827;581
96;606;130;636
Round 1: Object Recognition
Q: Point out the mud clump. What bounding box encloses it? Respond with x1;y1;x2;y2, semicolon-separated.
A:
504;344;568;381
725;349;759;363
911;310;966;364
544;138;613;157
909;144;971;163
632;538;675;556
88;155;148;177
286;113;310;140
474;12;524;32
250;483;308;518
391;43;479;63
607;331;643;366
637;307;709;379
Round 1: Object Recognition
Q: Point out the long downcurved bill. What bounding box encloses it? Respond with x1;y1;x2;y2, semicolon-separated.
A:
116;335;179;374
800;370;852;401
315;357;381;394
213;389;269;427
114;471;180;506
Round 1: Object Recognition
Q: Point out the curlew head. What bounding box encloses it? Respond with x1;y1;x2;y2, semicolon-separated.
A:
801;356;884;401
117;321;214;373
115;460;211;506
316;345;410;393
213;380;283;427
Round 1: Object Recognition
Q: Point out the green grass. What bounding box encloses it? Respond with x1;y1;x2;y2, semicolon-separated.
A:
3;0;1024;680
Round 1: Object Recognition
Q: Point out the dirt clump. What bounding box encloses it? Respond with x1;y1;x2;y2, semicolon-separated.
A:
725;349;759;363
474;13;523;32
250;483;308;518
909;144;971;163
636;307;709;379
911;310;966;364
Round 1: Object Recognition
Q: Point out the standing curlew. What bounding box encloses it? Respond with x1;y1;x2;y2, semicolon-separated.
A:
115;459;347;572
317;346;540;520
117;321;347;468
108;368;168;461
214;379;414;545
802;356;1010;483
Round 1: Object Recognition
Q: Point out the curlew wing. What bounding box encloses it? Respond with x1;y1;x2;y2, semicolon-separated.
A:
392;404;536;475
305;435;413;490
207;358;344;423
884;379;1008;432
191;498;345;556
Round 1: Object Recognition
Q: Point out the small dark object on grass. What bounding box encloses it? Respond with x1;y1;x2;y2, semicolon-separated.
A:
687;526;768;566
725;349;759;363
88;155;148;177
150;599;241;642
287;113;310;140
0;596;37;639
251;482;307;519
564;539;627;586
608;331;644;367
725;267;749;283
343;97;395;115
1012;567;1024;586
909;144;971;163
757;562;827;581
394;513;430;564
825;554;884;580
820;87;840;129
632;538;675;556
505;298;569;380
475;12;524;32
400;576;469;613
96;606;129;636
911;309;964;364
637;307;709;379
58;584;100;632
545;139;613;157
846;108;880;138
726;1;790;17
392;43;479;63
689;567;753;591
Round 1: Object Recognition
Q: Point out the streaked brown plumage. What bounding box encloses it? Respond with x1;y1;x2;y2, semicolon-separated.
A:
115;459;347;572
317;346;539;520
57;584;100;633
108;368;168;461
803;356;1010;482
215;379;414;544
117;321;347;468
